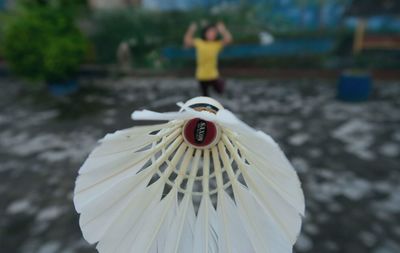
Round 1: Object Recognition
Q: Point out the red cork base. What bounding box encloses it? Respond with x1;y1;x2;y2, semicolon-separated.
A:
183;118;220;149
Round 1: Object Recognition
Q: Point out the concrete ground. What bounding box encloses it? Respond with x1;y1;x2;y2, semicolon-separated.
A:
0;77;399;253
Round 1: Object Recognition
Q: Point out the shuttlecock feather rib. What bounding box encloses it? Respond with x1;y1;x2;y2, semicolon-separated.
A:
212;146;255;253
222;135;302;244
164;149;201;253
91;124;180;158
96;143;188;252
131;146;194;253
224;132;305;215
77;137;184;244
218;142;292;253
74;134;183;212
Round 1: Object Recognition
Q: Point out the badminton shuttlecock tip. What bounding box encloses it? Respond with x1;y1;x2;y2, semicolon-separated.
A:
179;97;223;149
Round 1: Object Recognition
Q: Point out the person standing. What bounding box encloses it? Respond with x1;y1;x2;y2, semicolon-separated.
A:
184;22;233;97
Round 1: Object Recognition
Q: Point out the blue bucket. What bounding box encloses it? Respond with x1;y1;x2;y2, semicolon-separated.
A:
48;79;79;96
337;71;372;102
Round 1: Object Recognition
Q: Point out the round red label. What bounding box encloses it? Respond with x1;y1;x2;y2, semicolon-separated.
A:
183;118;218;148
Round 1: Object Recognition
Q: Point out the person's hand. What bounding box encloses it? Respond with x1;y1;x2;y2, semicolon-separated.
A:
189;22;197;32
216;21;232;45
184;22;197;48
216;22;226;32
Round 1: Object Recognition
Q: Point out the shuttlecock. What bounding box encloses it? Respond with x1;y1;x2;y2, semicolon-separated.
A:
259;31;274;45
74;96;305;253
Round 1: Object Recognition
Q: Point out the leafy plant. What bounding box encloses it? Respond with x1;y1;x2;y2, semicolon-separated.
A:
88;4;349;68
89;7;268;65
1;4;88;85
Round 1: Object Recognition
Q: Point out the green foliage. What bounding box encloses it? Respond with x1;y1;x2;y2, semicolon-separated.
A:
17;0;87;10
1;4;88;84
89;7;266;65
88;5;351;68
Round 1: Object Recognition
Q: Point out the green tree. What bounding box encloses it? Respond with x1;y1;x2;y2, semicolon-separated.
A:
1;4;88;84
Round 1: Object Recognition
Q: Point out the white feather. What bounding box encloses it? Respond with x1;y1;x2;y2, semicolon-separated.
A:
130;147;194;252
222;135;302;243
193;150;219;253
101;122;173;141
218;142;292;253
164;150;200;253
74;135;182;212
78;170;150;243
154;196;178;252
129;190;177;253
211;146;255;253
233;184;292;253
95;182;164;252
75;129;180;189
78;126;180;175
95;143;188;252
76;136;184;244
225;130;305;215
194;197;219;253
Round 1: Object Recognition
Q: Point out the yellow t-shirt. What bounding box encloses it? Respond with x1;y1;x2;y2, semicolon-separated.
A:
194;39;223;81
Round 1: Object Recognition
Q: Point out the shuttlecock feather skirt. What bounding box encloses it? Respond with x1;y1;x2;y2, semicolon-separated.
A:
74;104;304;253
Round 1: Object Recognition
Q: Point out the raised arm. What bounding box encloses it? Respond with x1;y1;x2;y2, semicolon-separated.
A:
184;23;197;48
217;22;233;45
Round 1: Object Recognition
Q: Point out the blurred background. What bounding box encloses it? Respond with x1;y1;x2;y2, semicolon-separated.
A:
0;0;399;253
